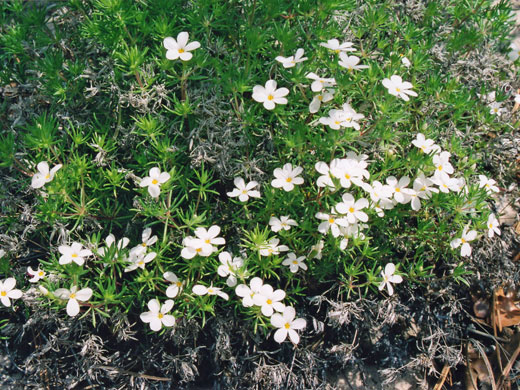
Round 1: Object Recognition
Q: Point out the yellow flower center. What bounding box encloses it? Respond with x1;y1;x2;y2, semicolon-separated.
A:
0;291;6;297
152;179;158;185
176;281;182;287
267;95;274;101
208;288;214;294
178;48;185;53
45;174;50;180
461;238;466;244
286;177;292;183
205;239;210;244
158;313;164;319
284;323;291;329
334;121;340;125
71;253;78;258
69;293;76;299
138;261;144;266
438;166;443;171
38;271;44;277
142;243;147;247
266;299;272;304
395;188;400;192
196;248;202;252
485;184;490;188
349;207;355;213
267;248;273;254
344;174;351;179
420;186;426;191
489;224;493;229
328;218;335;224
395;87;401;92
317;95;323;101
335;49;340;53
292;260;298;264
242;189;248;194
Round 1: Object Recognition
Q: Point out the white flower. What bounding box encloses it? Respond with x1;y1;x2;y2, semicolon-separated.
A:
477;91;496;103
315;209;348;237
269;216;298;232
270;306;306;344
259;238;289;257
450;227;477;257
478;175;499;194
54;286;93;317
27;266;45;283
339;223;367;249
282;252;308;273
341;104;365;131
364;181;394;210
432;151;454;176
180;236;213;259
319;109;348;130
252;80;289;110
309;240;324;260
431;172;460;193
140;299;175;331
227;177;261;202
338;53;368;72
164;32;200;61
132;228;158;255
386;176;414;204
410;174;438;211
0;278;22;307
515;94;520;104
306;72;336;92
97;233;130;257
315;161;335;189
487;214;501;238
378;263;403;296
124;251;157;272
382;75;418;101
253;283;285;316
0;249;4;258
489;102;506;116
508;42;520;62
31;161;62;189
320;39;355;53
192;284;229;300
271;163;304;191
164;272;183;298
309;89;334;113
335;193;369;224
401;56;411;67
329;157;367;188
275;48;307;68
194;225;225;252
217;251;244;287
58;242;92;266
411;133;440;154
236;277;263;307
139;167;170;198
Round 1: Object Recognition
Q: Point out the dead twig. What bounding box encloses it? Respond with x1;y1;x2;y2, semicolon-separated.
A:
93;365;171;381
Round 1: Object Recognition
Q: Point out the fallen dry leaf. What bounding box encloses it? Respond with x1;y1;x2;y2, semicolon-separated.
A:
495;287;520;331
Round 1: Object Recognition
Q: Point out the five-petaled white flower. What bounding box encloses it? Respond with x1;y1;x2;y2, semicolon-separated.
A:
382;75;418;101
58;242;93;266
180;236;213;259
309;89;334;113
139;167;170;198
270;306;306;344
217;251;244;287
163;32;200;61
27;266;46;283
338;53;369;72
54;285;93;317
378;263;403;296
386;176;414;204
275;48;307;68
31;161;62;189
411;133;440;154
194;225;225;252
450;227;477;257
320;39;355;53
124;251;157;272
335;193;369;224
282;252;308;273
0;278;22;307
236;277;264;307
478;175;499;194
269;216;298;232
192;284;229;300
401;56;411;67
487;214;501;238
306;72;336;92
97;233;130;257
252;80;289;110
271;163;304;191
164;272;183;298
140;299;175;331
315;209;348;237
508;42;520;62
489;102;506;116
253;283;286;317
227;177;261;202
432;151;454;177
259;238;289;257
